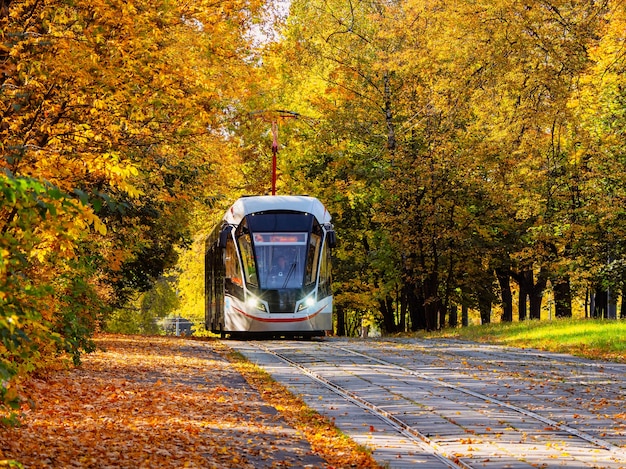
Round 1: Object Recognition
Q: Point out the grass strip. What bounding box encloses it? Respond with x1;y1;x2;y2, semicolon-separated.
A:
426;318;625;363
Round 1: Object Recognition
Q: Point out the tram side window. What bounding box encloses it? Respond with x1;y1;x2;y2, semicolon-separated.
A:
225;238;243;290
211;244;225;330
305;232;321;286
318;240;332;298
204;247;213;326
238;233;259;286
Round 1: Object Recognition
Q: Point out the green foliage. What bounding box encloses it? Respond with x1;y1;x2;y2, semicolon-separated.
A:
53;272;101;366
106;277;180;335
0;171;75;416
105;307;160;336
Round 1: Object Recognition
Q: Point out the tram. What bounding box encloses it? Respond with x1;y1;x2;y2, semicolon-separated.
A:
205;195;336;338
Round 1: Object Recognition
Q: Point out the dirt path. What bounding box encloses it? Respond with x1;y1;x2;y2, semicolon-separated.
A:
0;335;378;469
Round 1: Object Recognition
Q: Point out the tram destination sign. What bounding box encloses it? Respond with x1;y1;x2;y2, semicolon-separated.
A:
254;233;307;245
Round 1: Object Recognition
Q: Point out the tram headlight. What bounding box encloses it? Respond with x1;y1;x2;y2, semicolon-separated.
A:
297;294;316;312
246;296;267;312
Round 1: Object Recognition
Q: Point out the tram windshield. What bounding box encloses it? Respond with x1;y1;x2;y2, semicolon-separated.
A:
253;233;307;289
235;212;322;291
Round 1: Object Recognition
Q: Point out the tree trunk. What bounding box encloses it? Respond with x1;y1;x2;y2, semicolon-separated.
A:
553;276;572;318
496;267;513;322
398;284;406;332
407;282;426;331
478;293;491;324
518;285;528;321
379;295;397;334
335;305;346;336
422;273;440;331
439;301;446;329
594;288;608;318
528;287;543;320
462;304;469;327
621;291;626;319
517;270;531;321
449;304;458;328
441;246;456;330
608;289;617;319
526;268;547;320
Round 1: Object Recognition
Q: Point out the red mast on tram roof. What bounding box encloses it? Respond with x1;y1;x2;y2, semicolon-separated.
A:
250;110;301;196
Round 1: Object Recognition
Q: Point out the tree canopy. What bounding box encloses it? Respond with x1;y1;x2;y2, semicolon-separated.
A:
263;0;626;332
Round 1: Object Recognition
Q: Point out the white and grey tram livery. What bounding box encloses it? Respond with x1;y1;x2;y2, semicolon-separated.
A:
205;196;336;338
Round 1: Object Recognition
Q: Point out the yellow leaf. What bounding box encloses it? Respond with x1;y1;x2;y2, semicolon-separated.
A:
94;218;107;235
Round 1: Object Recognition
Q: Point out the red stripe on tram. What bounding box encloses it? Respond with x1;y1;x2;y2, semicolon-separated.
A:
233;306;324;323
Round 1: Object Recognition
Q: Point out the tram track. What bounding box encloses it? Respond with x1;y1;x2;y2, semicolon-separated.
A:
235;339;626;469
388;338;626;386
253;341;470;469
431;340;626;374
329;343;626;455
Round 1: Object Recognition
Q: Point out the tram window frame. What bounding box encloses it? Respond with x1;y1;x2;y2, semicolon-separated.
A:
205;231;226;332
224;236;244;298
305;222;323;286
234;218;260;288
254;233;307;289
212;244;225;330
238;231;259;287
318;237;332;298
204;246;213;329
247;211;313;233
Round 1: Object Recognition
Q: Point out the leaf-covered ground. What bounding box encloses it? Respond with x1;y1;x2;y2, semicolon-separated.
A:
0;335;379;468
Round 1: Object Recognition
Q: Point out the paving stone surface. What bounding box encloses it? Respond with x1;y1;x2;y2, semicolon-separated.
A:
228;338;626;469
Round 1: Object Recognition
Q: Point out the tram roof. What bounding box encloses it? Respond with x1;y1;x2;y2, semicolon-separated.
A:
224;195;331;225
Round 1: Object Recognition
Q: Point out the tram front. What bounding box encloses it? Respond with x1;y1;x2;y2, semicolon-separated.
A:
222;197;335;336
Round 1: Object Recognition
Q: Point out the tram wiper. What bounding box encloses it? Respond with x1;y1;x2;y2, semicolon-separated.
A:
282;261;297;288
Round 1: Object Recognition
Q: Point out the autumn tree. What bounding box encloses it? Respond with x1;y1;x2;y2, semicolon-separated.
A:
470;0;609;320
254;0;400;334
573;0;626;319
0;0;263;415
271;0;507;331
